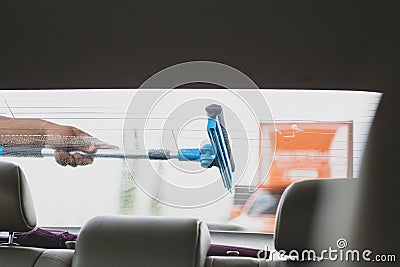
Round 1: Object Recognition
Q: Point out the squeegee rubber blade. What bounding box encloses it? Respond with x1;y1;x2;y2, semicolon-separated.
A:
215;123;233;190
207;118;233;190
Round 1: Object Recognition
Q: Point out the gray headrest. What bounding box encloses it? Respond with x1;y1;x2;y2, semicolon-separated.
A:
72;215;211;267
274;178;358;251
0;161;37;232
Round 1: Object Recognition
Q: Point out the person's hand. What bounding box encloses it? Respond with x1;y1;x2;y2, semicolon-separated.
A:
0;116;110;167
44;124;97;167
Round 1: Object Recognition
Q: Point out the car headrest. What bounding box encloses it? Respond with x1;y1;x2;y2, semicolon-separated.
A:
72;215;211;267
274;178;358;252
0;161;37;232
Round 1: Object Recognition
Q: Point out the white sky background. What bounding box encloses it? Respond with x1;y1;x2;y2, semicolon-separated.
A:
0;89;381;226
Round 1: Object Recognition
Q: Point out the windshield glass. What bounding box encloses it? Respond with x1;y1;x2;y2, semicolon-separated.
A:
247;190;282;216
0;89;381;233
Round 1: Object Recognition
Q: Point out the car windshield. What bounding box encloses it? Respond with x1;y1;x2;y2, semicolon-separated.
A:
0;89;381;233
247;191;282;216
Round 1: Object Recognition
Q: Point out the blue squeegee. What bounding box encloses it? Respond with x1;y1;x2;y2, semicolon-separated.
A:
0;104;235;190
147;104;235;190
205;104;235;190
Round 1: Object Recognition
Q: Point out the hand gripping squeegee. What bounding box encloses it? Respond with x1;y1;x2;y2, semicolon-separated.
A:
0;104;235;190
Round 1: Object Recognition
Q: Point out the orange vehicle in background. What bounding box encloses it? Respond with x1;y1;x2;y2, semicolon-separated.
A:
229;122;353;233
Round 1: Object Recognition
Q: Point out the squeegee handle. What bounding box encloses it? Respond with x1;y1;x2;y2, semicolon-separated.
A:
0;146;44;157
205;104;235;172
0;146;150;159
